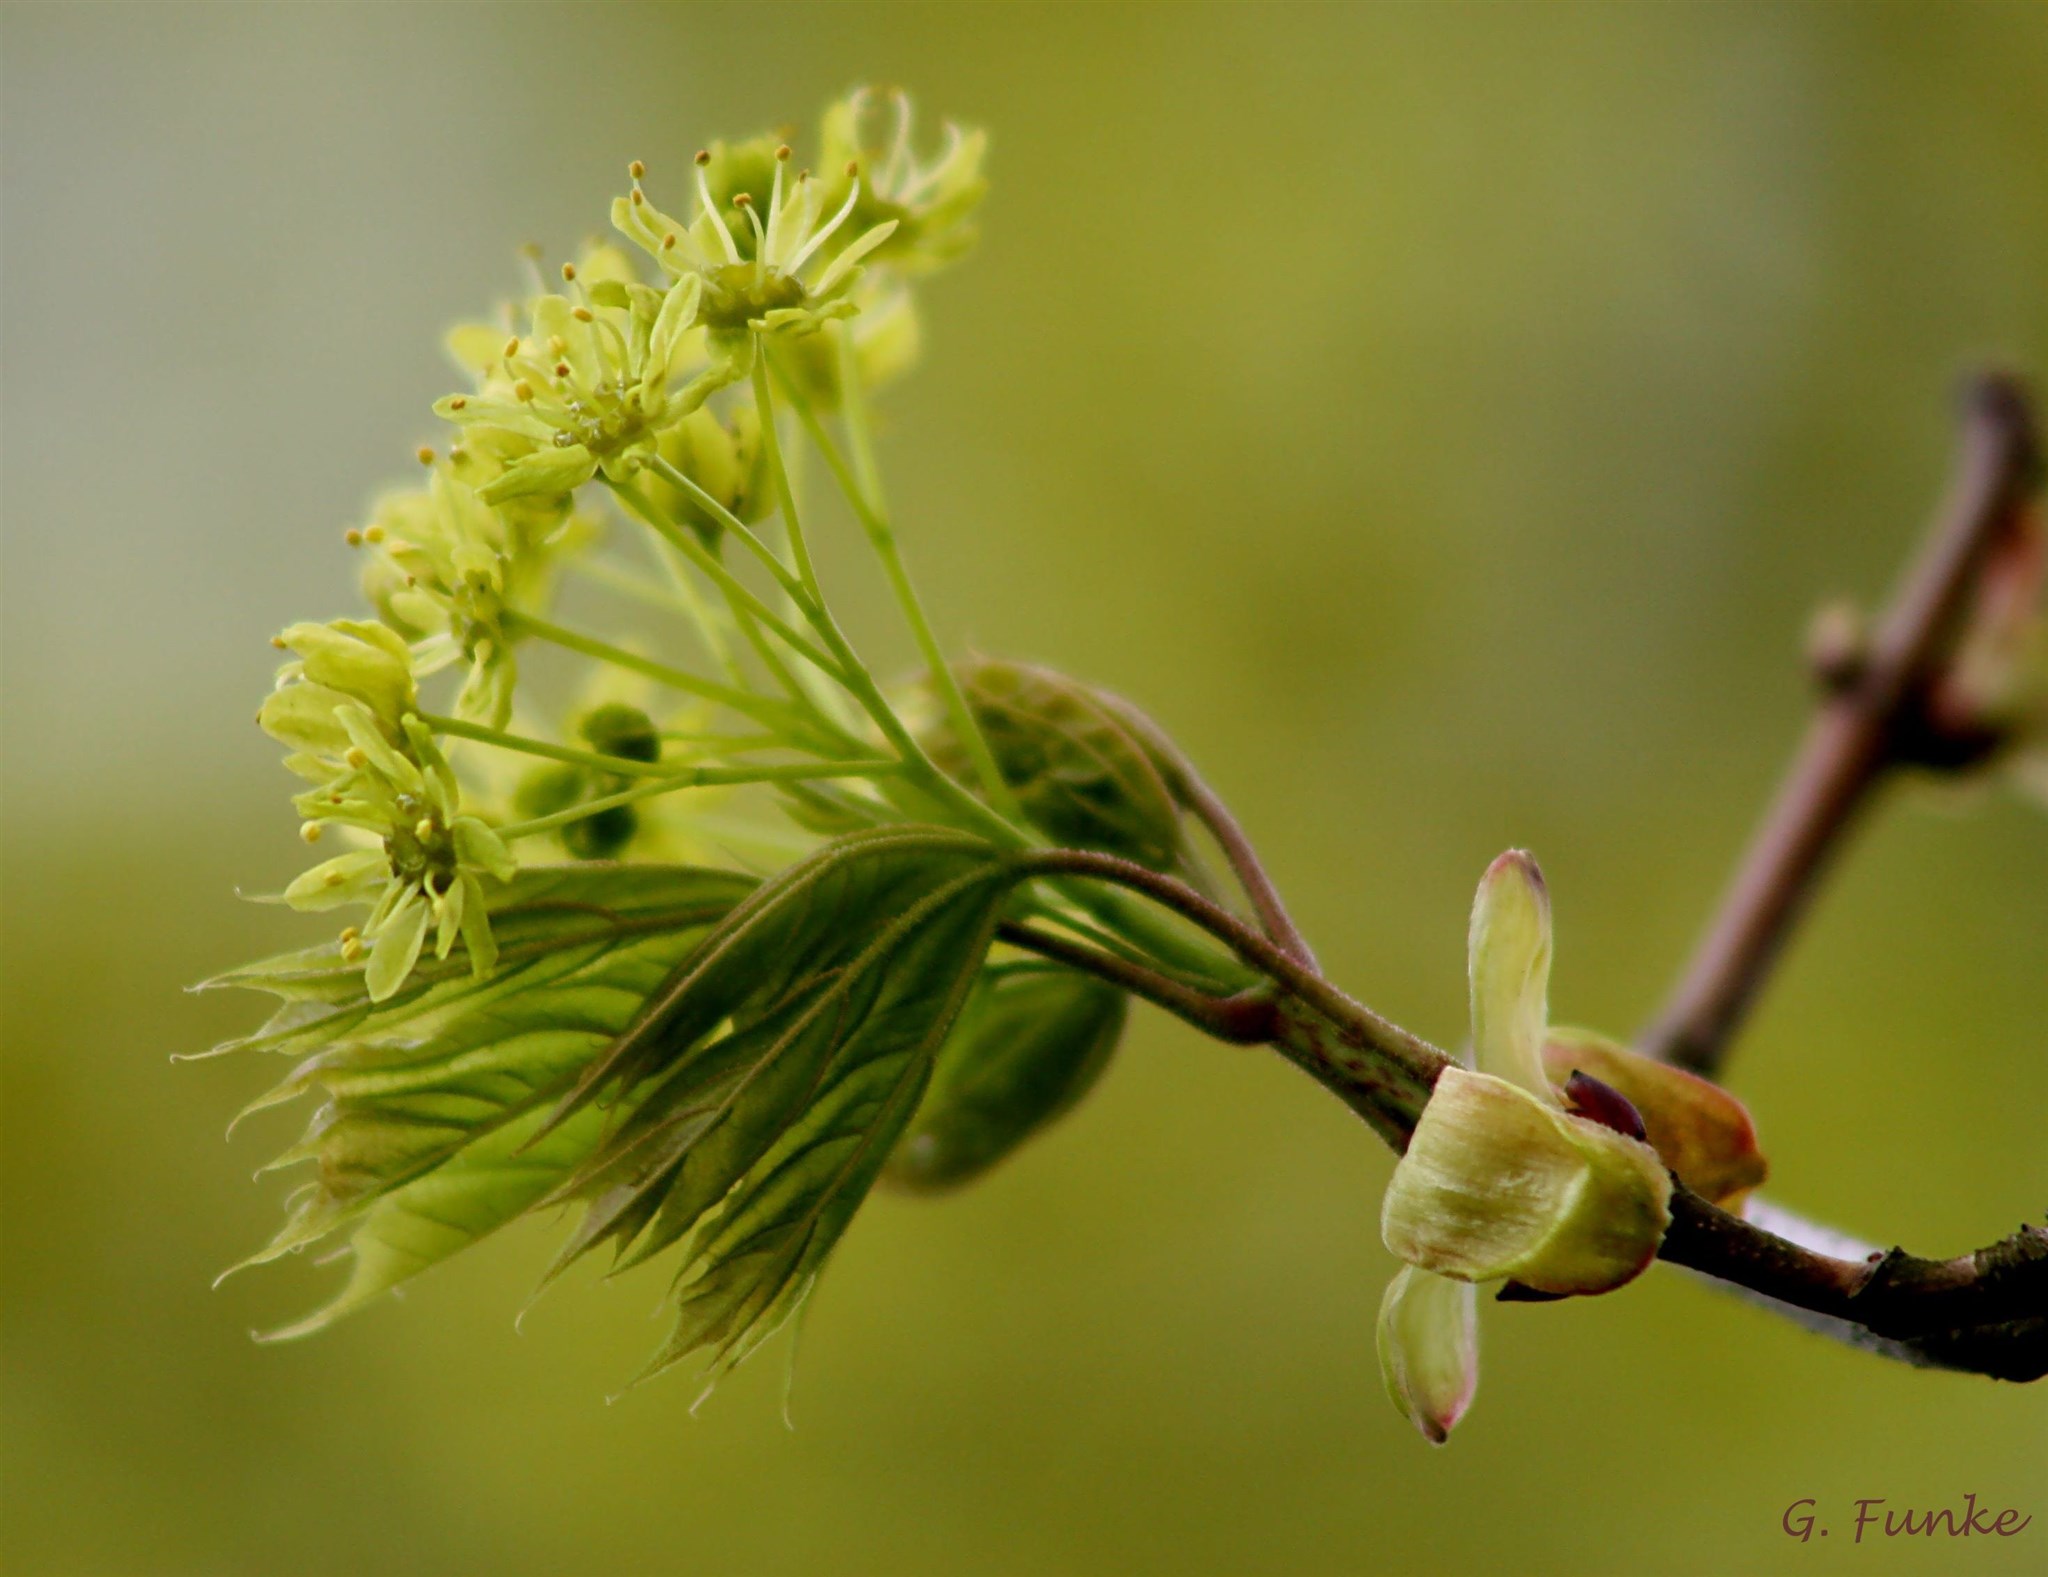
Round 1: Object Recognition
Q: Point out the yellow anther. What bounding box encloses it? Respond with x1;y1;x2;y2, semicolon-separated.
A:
324;868;346;887
553;361;571;378
339;926;360;944
662;233;677;250
629;159;646;179
449;395;468;410
572;306;593;322
300;823;323;844
845;160;859;178
345;746;367;768
514;380;535;401
415;445;435;466
364;524;386;543
630;188;645;207
694;149;711;166
341;936;364;962
560;262;577;282
343;528;363;547
501;336;521;359
270;634;286;649
733;192;753;209
776;144;792;162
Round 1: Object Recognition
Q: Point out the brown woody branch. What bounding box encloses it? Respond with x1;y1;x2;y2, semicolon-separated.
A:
1641;372;2043;1075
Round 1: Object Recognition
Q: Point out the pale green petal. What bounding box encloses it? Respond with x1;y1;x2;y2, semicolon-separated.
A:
364;888;430;1002
1467;849;1552;1096
1376;1266;1478;1446
477;445;597;504
282;850;389;912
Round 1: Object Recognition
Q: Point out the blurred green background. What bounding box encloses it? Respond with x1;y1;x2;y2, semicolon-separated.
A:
4;3;2045;1573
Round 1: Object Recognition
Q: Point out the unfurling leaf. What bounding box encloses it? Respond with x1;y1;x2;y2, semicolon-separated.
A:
931;658;1188;871
544;826;1022;1393
206;864;756;1333
884;966;1128;1191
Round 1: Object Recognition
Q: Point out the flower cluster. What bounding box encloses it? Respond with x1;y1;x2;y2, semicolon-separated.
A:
259;621;516;1000
253;91;986;1014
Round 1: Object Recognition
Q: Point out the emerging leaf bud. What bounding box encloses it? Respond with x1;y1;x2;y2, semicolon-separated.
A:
1381;1067;1673;1296
929;658;1187;872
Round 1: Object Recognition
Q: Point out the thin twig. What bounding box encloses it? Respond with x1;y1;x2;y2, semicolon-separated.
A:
994;921;1277;1043
1641;373;2043;1075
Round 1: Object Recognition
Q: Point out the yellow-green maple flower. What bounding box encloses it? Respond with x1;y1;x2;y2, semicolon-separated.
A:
1375;851;1674;1444
612;140;897;374
815;86;988;278
430;268;706;504
259;622;516;1000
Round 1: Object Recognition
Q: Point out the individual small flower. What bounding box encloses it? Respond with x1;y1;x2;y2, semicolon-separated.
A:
815;87;988;279
611;141;898;367
260;624;516;1000
432;269;707;504
354;462;524;728
1374;851;1675;1444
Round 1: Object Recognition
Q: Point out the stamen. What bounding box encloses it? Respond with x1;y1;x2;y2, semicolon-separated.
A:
301;823;323;844
416;446;435;466
694;148;711;166
695;163;742;264
414;818;435;842
554;361;572;379
629;158;646;179
514;380;535;402
560;262;578;283
345;747;368;768
765;147;789;261
344;528;364;547
787;175;865;276
448;395;469;410
734;190;767;254
364;525;386;543
572;306;594;322
502;336;521;359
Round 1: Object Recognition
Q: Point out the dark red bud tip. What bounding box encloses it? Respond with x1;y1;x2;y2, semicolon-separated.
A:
1496;1281;1570;1304
1564;1070;1648;1142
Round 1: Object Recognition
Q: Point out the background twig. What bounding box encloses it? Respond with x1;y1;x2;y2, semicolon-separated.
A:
1641;372;2043;1076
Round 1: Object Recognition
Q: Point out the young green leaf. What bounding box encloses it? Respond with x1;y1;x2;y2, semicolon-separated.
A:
210;864;756;1332
883;965;1127;1191
544;826;1022;1392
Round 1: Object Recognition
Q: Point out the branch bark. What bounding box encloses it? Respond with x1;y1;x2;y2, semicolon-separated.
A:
1641;373;2043;1075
